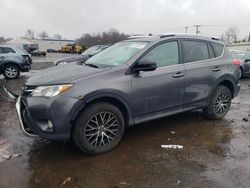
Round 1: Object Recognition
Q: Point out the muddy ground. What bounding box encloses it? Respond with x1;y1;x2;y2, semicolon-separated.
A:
0;55;250;188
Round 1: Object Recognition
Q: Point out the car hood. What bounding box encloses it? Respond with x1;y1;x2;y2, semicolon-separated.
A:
26;64;110;85
56;55;85;63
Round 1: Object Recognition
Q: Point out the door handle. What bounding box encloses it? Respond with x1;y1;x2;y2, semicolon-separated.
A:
212;67;221;72
172;72;184;78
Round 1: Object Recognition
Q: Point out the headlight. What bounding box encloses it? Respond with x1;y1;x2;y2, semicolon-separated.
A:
57;61;69;65
31;84;73;97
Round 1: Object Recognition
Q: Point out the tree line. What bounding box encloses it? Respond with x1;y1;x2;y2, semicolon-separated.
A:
75;29;129;47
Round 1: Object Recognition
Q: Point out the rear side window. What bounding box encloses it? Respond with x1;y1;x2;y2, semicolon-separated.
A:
210;43;224;57
2;47;16;53
182;40;209;63
141;41;179;68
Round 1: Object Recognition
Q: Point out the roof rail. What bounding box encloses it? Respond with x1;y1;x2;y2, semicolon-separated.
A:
159;33;221;41
160;34;176;38
128;35;152;39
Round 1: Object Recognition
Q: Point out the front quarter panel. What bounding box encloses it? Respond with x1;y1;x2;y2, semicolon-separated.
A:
61;66;133;121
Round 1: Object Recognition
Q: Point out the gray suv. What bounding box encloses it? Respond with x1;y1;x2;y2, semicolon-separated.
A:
0;45;32;79
15;34;240;154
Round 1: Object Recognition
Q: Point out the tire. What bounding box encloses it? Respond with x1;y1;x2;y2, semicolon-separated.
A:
203;85;232;120
3;64;20;79
239;67;243;79
73;102;125;154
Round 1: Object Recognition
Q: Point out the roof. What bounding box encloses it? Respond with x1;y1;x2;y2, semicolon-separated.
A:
6;37;74;45
37;38;74;42
7;38;35;44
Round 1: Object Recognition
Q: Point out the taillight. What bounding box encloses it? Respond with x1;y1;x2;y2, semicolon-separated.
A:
232;59;240;68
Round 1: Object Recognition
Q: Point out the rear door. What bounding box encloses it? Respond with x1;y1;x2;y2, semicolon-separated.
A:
131;40;186;117
181;39;224;107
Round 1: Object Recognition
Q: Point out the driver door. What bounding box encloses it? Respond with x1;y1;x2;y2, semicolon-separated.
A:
131;40;185;117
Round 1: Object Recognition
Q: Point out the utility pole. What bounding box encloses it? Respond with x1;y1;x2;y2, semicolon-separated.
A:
184;26;188;33
194;25;201;34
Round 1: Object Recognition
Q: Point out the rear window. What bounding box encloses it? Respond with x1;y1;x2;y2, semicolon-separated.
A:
183;40;209;63
211;43;224;57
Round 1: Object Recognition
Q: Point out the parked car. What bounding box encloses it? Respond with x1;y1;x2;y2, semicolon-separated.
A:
47;49;57;53
230;50;250;78
54;45;110;66
30;50;46;57
13;34;240;154
0;45;32;79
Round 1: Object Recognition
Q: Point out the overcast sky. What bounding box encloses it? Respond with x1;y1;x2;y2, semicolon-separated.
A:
1;0;250;39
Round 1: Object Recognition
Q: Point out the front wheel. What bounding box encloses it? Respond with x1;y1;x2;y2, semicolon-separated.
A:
3;64;20;79
203;86;232;120
73;102;125;154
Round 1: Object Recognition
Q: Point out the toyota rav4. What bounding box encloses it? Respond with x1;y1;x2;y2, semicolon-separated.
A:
14;34;240;154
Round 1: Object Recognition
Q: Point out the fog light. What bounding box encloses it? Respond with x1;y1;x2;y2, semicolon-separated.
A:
48;120;53;129
38;120;54;132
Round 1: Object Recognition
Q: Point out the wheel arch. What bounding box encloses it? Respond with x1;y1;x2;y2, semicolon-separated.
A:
70;92;134;134
3;61;21;69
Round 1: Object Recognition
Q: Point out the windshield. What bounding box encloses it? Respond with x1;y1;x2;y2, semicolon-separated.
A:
232;52;246;60
81;45;103;55
85;41;148;67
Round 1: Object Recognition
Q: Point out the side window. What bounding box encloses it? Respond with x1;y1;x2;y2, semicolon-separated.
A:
3;47;16;53
0;47;3;54
183;40;209;63
140;41;179;68
245;53;250;60
210;43;224;57
208;43;215;58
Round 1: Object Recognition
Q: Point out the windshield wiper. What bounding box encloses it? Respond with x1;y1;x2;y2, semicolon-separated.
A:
82;62;100;68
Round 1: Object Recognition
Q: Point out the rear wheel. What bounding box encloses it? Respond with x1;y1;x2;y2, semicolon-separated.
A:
3;64;20;79
73;102;125;154
203;85;232;120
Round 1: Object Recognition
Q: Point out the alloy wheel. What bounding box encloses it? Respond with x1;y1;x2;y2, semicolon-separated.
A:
214;91;231;114
5;66;18;78
84;112;120;147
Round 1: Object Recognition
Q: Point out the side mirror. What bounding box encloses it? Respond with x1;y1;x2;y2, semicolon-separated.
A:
133;60;157;73
245;59;250;63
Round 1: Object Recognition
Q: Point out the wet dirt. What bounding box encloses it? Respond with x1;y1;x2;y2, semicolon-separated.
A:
0;61;250;187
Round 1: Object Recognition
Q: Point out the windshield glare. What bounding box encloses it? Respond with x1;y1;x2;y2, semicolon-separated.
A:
82;45;103;55
86;41;148;66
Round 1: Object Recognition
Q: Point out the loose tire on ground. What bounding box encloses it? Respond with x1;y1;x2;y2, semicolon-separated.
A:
203;85;232;120
73;102;125;154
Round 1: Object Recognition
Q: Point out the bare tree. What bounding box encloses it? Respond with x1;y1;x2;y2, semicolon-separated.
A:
53;34;62;40
225;26;239;43
38;31;49;39
0;37;12;43
0;37;6;43
76;29;129;47
25;29;35;39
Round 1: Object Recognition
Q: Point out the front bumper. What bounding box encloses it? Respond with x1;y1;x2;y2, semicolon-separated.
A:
15;95;83;140
16;97;38;137
20;64;31;72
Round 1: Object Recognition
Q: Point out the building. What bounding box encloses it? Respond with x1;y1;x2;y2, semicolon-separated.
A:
228;42;250;51
7;38;74;52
